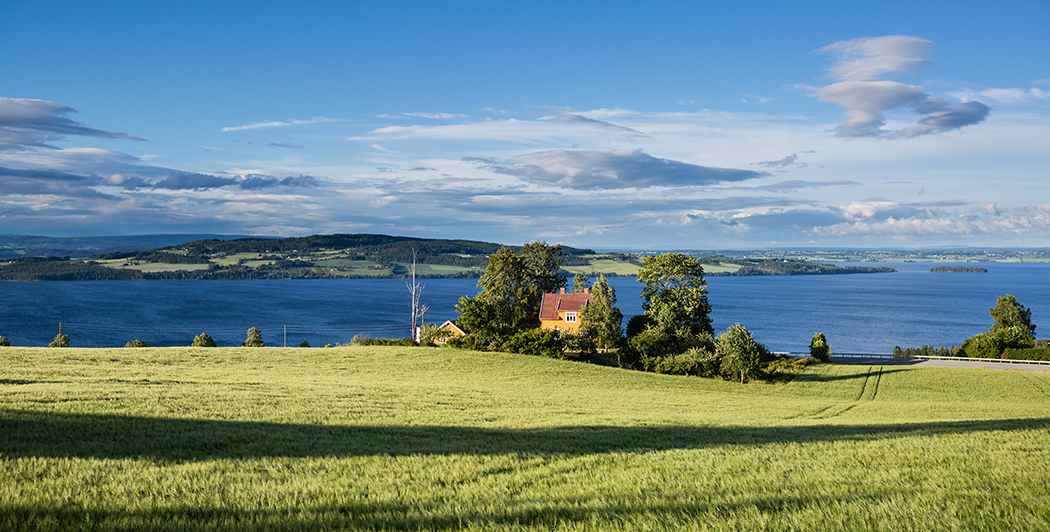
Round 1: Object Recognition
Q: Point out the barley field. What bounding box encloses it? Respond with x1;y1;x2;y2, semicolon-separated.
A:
1;346;1048;531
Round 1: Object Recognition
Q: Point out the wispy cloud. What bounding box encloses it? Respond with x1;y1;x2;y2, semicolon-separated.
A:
949;87;1050;105
269;142;304;149
220;117;337;132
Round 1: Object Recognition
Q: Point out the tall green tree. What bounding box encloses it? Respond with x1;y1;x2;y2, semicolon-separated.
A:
459;242;566;339
581;274;623;351
637;253;713;336
988;294;1036;337
717;324;763;383
571;273;591;293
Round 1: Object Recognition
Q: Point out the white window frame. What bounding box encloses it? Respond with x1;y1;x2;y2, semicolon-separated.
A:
565;312;577;323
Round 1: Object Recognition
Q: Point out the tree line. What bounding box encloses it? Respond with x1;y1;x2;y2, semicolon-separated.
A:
447;242;823;383
894;294;1047;361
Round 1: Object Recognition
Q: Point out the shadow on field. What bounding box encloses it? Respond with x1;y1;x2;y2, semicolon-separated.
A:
792;367;911;382
0;492;882;531
3;409;1048;461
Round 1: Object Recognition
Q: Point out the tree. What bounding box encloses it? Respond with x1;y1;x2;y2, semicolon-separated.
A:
809;332;831;362
460;242;566;338
988;295;1036;338
242;327;264;347
571;273;591;293
0;336;9;347
298;340;311;348
581;274;623;351
637;253;713;336
125;339;149;348
49;333;69;348
192;333;217;347
717;324;763;383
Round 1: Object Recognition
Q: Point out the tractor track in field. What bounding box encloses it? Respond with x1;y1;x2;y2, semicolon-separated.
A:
1019;372;1050;398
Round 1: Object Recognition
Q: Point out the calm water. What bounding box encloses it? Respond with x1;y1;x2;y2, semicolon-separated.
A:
1;262;1047;353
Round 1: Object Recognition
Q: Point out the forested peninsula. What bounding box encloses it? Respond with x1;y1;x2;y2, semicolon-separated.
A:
0;233;896;281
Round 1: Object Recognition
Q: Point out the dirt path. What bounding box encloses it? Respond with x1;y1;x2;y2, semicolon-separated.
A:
830;356;1049;372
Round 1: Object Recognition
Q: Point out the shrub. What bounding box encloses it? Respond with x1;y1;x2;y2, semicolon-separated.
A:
625;314;655;338
809;332;831;362
125;339;148;348
961;333;1003;358
446;334;484;350
361;337;417;346
191;333;217;347
298;340;311;348
242;327;264;347
0;336;9;347
1002;347;1050;361
644;346;722;377
503;328;564;358
48;333;69;348
627;326;672;360
418;323;452;346
562;330;596;357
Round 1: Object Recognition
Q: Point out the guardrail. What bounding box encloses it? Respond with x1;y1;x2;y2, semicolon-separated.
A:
829;353;1050;366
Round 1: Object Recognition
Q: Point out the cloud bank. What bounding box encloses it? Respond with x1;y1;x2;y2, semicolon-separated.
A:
0;97;144;149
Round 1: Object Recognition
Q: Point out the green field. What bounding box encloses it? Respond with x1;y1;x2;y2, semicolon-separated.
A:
2;347;1049;531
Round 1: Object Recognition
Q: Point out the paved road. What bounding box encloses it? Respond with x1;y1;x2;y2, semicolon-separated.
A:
831;356;1049;372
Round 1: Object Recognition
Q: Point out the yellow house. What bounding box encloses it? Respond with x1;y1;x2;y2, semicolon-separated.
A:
539;288;592;334
434;319;469;344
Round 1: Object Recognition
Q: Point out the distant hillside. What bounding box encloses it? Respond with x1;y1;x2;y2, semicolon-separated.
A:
0;234;259;259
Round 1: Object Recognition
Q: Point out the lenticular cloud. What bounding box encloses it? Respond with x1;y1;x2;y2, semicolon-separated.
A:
814;35;990;138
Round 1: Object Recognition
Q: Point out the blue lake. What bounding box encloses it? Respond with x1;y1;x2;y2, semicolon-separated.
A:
1;262;1047;353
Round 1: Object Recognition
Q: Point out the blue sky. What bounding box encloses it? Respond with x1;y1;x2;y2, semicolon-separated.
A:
1;0;1047;248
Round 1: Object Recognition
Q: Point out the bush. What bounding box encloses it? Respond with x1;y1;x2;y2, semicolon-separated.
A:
242;327;264;347
191;333;217;347
446;334;485;350
125;339;148;348
643;346;721;377
625;314;655;337
360;337;417;346
418;323;452;346
627;326;672;360
1002;347;1050;361
562;330;596;357
503;328;564;358
48;333;69;348
298;340;311;348
809;332;831;362
0;336;9;347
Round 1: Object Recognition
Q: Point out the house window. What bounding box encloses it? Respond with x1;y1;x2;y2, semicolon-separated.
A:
565;312;577;323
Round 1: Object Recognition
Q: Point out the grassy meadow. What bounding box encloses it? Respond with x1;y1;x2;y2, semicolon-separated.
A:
2;346;1049;531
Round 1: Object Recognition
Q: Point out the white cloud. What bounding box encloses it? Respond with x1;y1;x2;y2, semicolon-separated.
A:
950;87;1050;105
220;117;337;132
814;36;990;138
483;149;767;190
818;35;933;81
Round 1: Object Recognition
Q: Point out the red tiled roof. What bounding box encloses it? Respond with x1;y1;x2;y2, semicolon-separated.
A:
539;289;592;320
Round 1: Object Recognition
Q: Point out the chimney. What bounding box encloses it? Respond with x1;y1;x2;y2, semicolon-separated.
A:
559;287;566;294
